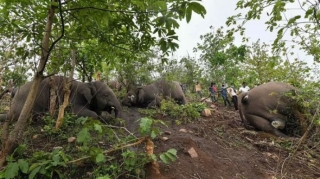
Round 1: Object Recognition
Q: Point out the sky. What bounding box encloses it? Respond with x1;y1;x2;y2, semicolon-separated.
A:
174;0;314;65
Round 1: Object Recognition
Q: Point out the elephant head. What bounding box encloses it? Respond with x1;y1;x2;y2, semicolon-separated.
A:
122;87;144;107
88;81;122;118
238;82;307;137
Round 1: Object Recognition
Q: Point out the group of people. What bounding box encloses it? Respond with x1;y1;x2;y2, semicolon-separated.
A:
195;81;250;111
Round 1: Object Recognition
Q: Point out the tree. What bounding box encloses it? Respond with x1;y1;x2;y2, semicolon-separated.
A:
0;0;207;167
227;0;320;63
240;39;311;86
194;26;246;85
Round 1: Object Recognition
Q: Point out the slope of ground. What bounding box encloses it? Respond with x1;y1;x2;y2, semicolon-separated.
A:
1;92;320;179
120;104;320;179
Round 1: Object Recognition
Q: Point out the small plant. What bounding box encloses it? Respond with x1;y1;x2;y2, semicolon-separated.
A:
160;99;205;124
138;108;157;118
0;146;70;179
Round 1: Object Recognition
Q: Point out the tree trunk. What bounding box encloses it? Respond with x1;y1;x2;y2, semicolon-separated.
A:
49;77;58;115
0;0;59;168
55;49;76;130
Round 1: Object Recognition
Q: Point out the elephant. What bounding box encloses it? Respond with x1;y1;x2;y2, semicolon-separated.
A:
238;82;307;137
0;76;122;122
122;79;187;108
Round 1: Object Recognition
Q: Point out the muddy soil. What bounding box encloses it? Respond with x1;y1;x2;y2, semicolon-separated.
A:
121;105;320;179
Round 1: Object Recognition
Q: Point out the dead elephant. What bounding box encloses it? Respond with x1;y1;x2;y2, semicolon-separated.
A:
238;82;308;137
0;76;122;122
122;79;187;108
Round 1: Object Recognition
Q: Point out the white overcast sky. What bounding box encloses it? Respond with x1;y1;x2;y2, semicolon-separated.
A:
174;0;314;66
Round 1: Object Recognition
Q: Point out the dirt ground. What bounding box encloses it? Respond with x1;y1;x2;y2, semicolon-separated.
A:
1;92;320;179
121;103;320;179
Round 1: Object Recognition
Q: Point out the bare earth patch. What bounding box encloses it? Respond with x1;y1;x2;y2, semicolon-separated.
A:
121;105;320;179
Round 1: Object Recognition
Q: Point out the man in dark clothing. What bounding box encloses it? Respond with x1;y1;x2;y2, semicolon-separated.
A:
220;84;231;107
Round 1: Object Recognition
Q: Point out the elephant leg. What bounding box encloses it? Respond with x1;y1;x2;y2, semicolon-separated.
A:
72;106;99;120
147;100;158;109
246;114;288;137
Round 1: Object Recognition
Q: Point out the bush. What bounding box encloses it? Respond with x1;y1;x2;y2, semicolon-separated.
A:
160;99;205;124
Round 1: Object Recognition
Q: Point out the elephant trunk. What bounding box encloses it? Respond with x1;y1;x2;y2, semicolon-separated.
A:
114;108;119;118
110;100;122;118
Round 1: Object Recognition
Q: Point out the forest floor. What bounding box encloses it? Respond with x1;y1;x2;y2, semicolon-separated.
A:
120;102;320;179
1;94;320;179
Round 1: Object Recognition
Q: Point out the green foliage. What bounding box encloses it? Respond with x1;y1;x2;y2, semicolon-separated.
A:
0;148;70;179
0;0;207;81
159;149;178;164
138;117;167;139
2;112;179;179
229;0;320;63
195;26;247;84
160;99;205;124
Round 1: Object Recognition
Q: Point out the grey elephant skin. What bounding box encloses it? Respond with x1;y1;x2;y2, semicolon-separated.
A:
122;79;187;108
238;82;306;137
1;76;122;122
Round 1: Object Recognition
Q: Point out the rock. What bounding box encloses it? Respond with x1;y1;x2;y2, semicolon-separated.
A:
179;129;187;133
210;104;217;109
68;137;77;143
188;147;198;158
201;108;212;117
164;131;172;135
160;137;169;141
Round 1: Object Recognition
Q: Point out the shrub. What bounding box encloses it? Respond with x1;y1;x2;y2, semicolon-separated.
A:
160;99;205;124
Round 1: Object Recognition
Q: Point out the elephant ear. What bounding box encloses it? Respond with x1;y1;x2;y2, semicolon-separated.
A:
80;83;97;104
136;87;144;104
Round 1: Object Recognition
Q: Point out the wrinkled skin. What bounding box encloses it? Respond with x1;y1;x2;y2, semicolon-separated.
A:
238;82;306;137
1;76;122;122
122;79;187;108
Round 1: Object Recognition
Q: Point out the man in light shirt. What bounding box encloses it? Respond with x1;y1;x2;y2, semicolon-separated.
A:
238;82;250;94
195;81;202;99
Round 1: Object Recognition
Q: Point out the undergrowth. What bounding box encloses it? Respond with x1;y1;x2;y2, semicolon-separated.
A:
0;113;177;179
139;99;206;125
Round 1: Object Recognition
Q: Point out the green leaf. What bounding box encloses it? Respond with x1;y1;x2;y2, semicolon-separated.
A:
188;2;207;18
28;166;41;179
150;130;157;139
153;1;167;10
139;117;153;135
304;8;313;18
94;123;103;133
159;38;168;52
18;159;29;174
186;6;192;23
95;153;106;163
159;149;178;164
132;0;145;9
5;162;19;179
77;127;91;144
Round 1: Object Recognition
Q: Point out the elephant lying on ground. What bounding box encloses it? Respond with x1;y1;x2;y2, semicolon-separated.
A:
122;79;187;108
238;82;307;137
1;76;122;122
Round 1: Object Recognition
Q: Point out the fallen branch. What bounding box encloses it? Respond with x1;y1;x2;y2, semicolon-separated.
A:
67;137;146;165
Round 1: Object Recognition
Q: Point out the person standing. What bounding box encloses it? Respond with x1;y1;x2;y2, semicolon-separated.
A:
209;82;217;103
227;86;238;110
238;82;250;94
220;84;231;107
195;81;202;99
